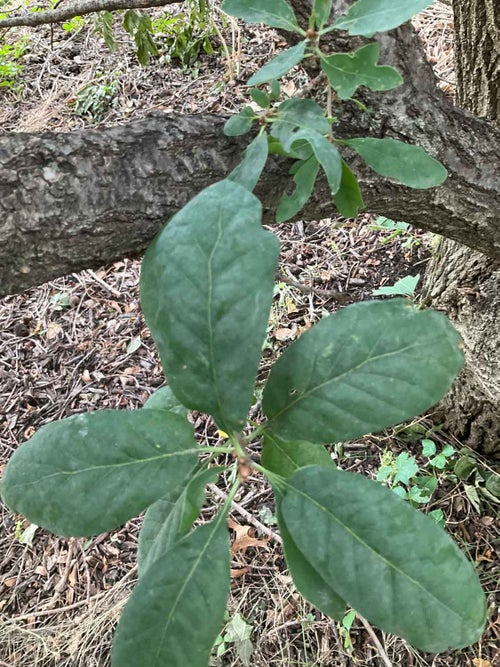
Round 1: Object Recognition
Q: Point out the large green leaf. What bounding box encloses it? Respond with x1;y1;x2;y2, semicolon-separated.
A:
222;0;302;33
143;384;189;416
334;0;434;36
313;0;332;29
138;466;220;576
276;156;320;223
321;43;402;99
228;132;268;192
112;517;230;667
333;160;364;218
141;180;280;433
261;434;344;619
281;466;486;652
343;137;447;188
276;495;345;621
261;432;333;480
262;299;463;443
1;410;197;536
248;41;307;86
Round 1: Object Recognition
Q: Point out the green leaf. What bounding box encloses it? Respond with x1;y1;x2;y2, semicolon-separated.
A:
261;434;345;620
282;466;486;652
321;43;402;99
276;493;345;621
228;132;268;192
222;0;302;33
262;432;333;480
143;384;189;416
1;410;197;536
334;160;364;218
112;517;230;667
343;137;447;189
140;180;280;433
138;466;220;576
393;452;418;485
422;438;437;457
263;299;463;443
271;98;330;149
290;130;342;194
334;0;434;37
250;88;270;108
270;79;281;101
270;101;340;191
454;456;476;481
276;156;320;223
137;487;187;577
313;0;332;29
224;106;256;136
372;274;420;297
248;41;306;86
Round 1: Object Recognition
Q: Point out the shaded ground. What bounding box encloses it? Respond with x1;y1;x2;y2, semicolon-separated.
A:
0;2;498;665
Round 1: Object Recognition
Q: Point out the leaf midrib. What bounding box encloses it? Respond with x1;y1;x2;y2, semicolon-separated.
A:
9;448;198;490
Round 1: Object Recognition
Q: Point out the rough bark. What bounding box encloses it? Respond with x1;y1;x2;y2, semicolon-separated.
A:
454;0;499;122
1;0;500;298
422;0;499;456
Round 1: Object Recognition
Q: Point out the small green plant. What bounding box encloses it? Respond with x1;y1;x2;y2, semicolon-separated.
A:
377;439;457;525
71;76;119;121
369;216;422;248
50;291;71;311
0;37;29;91
339;609;357;650
62;15;85;32
213;612;253;665
1;1;487;665
373;273;420;298
153;0;216;67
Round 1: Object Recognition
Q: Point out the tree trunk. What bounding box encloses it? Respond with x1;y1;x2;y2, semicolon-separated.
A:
423;0;499;456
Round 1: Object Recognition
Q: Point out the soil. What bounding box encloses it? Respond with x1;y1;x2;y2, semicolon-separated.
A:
0;2;498;666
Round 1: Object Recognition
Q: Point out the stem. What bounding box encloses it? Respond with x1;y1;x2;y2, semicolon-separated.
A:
230;432;247;459
220;477;241;518
199;445;234;454
252;462;286;490
244;422;269;443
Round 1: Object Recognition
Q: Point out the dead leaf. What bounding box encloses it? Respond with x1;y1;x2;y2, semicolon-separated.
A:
228;518;269;556
46;322;62;340
274;327;295;341
473;659;491;667
231;567;250;579
81;369;92;383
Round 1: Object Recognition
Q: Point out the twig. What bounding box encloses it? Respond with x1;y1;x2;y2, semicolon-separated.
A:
276;270;349;302
208;483;283;545
85;269;123;298
0;0;182;29
45;538;76;609
4;567;137;623
358;614;393;667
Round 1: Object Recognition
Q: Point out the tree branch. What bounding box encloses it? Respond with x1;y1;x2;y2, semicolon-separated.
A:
0;0;182;29
1;0;499;296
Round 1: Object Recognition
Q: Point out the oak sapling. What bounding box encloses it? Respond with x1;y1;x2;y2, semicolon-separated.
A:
0;0;487;664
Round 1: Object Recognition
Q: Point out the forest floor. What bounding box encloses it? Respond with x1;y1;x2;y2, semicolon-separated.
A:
0;1;498;666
